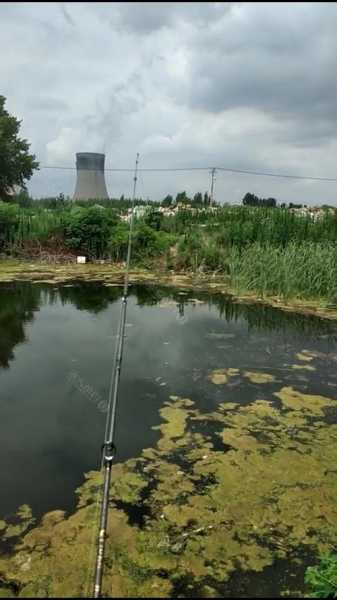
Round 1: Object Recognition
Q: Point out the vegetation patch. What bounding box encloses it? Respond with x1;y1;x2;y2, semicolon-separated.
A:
274;386;334;416
295;352;314;362
1;383;337;597
208;368;275;385
243;371;276;384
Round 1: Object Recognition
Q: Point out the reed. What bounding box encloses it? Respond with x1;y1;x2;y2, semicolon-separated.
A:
1;201;337;305
227;242;337;303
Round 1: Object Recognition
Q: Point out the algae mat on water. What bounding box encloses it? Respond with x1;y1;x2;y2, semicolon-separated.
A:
1;388;337;597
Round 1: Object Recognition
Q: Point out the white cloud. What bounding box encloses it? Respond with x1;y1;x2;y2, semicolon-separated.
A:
0;2;337;205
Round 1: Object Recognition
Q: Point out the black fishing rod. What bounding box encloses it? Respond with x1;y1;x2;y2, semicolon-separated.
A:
93;153;140;598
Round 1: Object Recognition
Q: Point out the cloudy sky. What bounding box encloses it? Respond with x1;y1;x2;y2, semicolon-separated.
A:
1;1;337;205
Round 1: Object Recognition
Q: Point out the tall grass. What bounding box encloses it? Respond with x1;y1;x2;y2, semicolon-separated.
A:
165;205;337;246
1;201;337;305
227;242;337;303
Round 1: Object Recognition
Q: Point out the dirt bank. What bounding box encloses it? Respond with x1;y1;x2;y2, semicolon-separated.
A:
1;259;337;321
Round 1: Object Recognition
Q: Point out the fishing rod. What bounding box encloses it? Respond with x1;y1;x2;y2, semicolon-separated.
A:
93;153;140;598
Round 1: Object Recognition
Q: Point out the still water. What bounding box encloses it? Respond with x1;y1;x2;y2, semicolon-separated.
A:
1;281;337;596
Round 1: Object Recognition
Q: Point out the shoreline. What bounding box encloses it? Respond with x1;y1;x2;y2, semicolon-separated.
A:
1;259;337;321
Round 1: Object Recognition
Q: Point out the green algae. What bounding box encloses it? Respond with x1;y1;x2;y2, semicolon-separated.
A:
208;368;239;385
243;371;276;384
295;352;314;362
1;506;35;541
1;388;337;597
152;397;194;451
209;368;276;385
274;386;334;416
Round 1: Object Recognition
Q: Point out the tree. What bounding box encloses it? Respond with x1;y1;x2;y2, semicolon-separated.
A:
203;192;211;206
13;189;32;208
0;96;39;201
264;197;277;208
242;192;260;206
193;192;203;205
242;192;277;208
176;191;189;204
162;194;173;207
144;208;163;231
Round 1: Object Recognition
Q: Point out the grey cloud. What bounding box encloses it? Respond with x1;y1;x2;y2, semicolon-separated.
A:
186;3;337;133
115;2;234;34
27;96;69;113
1;2;337;205
60;3;75;27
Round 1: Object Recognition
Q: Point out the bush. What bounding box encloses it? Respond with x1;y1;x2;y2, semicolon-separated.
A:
144;208;163;231
305;554;337;598
0;201;20;251
108;222;130;262
176;231;203;270
63;206;118;258
132;224;172;263
108;222;174;265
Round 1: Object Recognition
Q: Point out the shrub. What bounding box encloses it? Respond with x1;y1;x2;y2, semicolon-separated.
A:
0;201;20;251
305;554;337;598
63;206;118;258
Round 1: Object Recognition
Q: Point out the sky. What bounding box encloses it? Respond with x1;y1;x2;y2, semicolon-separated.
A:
1;1;337;205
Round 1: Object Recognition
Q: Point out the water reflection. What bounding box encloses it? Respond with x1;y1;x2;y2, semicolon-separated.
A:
0;283;41;368
1;283;336;373
0;281;336;524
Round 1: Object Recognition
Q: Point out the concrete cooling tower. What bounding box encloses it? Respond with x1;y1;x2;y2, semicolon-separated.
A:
73;152;109;200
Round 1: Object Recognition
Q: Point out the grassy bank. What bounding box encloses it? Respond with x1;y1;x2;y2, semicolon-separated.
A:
1;201;337;310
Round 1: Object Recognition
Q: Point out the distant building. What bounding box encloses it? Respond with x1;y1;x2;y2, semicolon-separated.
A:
73;152;109;200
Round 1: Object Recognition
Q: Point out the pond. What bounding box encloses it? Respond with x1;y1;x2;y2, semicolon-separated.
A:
1;281;337;597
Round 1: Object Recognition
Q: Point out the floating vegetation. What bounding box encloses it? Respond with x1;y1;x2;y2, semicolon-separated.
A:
295;352;314;362
208;368;239;385
1;506;35;541
292;364;316;372
243;371;276;384
1;383;337;597
301;349;325;359
208;368;275;385
274;386;335;416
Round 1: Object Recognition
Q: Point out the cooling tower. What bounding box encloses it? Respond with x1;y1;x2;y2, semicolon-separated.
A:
73;152;109;200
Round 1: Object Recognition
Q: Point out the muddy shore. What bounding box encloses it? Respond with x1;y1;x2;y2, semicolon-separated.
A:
1;259;337;321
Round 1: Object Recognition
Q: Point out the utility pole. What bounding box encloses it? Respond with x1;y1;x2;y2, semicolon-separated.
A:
210;167;216;205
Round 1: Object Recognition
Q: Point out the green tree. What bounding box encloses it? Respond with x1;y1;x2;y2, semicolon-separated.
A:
242;192;260;206
13;189;32;208
203;192;210;206
193;192;203;205
144;208;163;231
162;195;173;207
0;95;39;201
63;206;118;258
176;191;189;204
108;222;129;261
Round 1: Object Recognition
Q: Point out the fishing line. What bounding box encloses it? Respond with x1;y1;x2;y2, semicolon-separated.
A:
93;153;140;598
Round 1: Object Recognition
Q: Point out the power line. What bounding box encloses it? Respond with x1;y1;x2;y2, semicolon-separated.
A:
216;166;337;182
41;166;210;172
39;164;337;182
